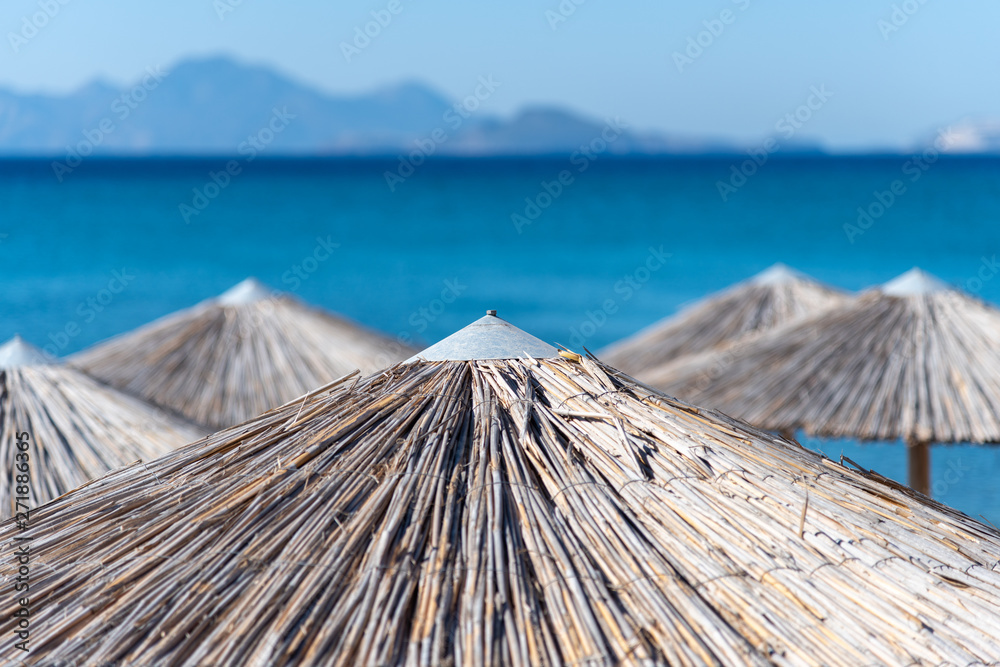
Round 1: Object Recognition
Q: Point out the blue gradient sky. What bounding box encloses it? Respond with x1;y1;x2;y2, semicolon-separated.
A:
2;0;998;150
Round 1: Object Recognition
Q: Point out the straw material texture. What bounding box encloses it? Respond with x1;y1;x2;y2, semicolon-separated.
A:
600;268;848;376
3;357;1000;665
654;287;1000;444
73;294;413;429
0;364;203;514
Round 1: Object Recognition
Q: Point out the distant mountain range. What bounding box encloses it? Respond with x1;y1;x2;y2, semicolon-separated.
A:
0;57;740;157
3;57;993;157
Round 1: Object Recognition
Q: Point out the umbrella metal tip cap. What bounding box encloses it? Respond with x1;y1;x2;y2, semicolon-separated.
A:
752;263;805;286
405;314;558;361
487;309;497;317
217;277;274;305
0;335;55;369
881;268;949;296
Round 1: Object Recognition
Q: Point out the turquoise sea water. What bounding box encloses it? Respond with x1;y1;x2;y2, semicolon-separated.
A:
2;156;1000;521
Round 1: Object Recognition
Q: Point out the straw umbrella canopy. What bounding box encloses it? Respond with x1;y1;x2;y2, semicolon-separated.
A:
0;335;203;514
5;314;1000;666
599;263;849;376
72;278;415;429
655;268;1000;495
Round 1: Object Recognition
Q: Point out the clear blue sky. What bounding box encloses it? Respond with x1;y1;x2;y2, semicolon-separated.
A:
2;0;998;150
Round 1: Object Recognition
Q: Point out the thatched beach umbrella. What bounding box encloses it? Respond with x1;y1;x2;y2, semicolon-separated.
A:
657;268;1000;495
599;263;849;376
5;313;1000;665
72;277;414;429
0;335;202;514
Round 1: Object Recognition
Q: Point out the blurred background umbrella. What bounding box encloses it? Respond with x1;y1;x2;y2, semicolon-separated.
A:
655;268;1000;495
71;277;415;429
0;335;203;514
599;263;850;376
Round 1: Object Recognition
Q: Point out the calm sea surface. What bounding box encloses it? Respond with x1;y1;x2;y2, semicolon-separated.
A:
2;156;1000;521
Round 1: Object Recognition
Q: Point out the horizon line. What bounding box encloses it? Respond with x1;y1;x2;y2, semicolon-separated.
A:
2;152;999;161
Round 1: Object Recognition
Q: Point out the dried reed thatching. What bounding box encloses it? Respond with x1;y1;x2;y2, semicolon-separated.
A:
72;278;415;429
0;335;203;515
5;315;1000;666
655;268;1000;494
600;264;849;376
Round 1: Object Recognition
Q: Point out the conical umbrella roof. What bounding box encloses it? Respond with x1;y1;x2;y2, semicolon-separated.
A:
657;268;1000;443
6;315;1000;665
71;278;415;429
599;264;850;375
0;336;203;514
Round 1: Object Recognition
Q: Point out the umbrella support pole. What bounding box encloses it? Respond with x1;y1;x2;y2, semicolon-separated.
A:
906;438;931;496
